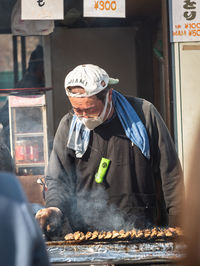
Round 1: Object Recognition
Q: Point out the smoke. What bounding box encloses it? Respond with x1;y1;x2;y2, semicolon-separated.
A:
70;186;134;232
47;160;155;233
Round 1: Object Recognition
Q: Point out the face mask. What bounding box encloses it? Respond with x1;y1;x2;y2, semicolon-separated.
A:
79;92;112;130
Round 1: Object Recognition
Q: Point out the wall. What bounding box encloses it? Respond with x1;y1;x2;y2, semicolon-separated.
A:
173;42;200;175
49;26;137;132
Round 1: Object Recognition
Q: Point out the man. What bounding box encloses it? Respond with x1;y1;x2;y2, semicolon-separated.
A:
36;64;183;237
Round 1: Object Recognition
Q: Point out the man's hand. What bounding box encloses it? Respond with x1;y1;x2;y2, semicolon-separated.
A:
35;207;63;236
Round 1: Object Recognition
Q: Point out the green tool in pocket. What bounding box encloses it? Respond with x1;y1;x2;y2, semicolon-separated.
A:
95;157;111;184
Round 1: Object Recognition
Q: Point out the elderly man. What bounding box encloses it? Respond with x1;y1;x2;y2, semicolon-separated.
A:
36;64;183;238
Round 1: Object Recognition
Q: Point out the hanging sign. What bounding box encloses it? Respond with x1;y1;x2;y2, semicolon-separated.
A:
21;0;64;20
169;0;200;42
9;95;45;107
83;0;126;18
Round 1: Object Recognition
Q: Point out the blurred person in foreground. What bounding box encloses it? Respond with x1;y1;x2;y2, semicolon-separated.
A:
0;134;50;265
36;64;184;238
181;122;200;266
0;172;50;266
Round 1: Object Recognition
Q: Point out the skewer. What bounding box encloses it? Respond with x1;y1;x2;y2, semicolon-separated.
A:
104;231;113;239
64;227;183;242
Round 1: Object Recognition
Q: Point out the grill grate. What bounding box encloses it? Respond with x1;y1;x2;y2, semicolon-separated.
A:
46;227;185;264
47;241;185;265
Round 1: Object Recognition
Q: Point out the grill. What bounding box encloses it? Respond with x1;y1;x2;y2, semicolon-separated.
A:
46;228;186;265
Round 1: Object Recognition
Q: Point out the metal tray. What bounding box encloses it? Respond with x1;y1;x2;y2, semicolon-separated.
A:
47;240;186;265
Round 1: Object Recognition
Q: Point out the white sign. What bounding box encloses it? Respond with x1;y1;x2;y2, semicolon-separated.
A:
21;0;64;20
169;0;200;42
84;0;126;18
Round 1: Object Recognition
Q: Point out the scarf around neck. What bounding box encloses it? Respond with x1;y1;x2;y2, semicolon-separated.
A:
67;90;150;159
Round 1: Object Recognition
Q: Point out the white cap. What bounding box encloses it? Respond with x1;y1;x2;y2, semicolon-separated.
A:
64;64;119;97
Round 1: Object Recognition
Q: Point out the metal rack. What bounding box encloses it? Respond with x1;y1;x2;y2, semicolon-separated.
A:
47;241;185;265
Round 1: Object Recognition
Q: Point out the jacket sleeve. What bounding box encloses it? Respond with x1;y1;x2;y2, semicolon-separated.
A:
148;103;184;227
45;115;76;231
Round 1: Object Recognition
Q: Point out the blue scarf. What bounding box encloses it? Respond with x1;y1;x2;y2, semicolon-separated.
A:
67;90;150;159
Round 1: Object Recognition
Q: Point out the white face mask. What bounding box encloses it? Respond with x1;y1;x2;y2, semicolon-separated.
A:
78;92;112;130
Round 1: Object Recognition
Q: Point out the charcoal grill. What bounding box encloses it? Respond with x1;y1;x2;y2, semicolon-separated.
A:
46;238;185;265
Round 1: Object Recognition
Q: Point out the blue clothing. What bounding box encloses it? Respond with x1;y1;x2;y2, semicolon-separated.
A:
67;90;150;159
0;172;50;266
112;90;150;158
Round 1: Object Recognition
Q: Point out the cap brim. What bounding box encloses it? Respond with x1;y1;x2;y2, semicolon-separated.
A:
108;78;119;85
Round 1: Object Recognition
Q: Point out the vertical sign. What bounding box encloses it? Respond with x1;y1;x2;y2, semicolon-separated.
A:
169;0;200;42
21;0;64;20
84;0;126;18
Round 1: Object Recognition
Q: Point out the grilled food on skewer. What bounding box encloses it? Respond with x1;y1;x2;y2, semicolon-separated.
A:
169;227;183;236
136;230;144;238
79;232;85;241
156;229;165;238
104;231;113;239
164;229;173;237
73;231;84;241
129;229;137;239
73;231;80;240
112;230;120;239
90;231;98;240
117;230;130;239
118;229;126;239
144;229;151;238
150;228;158;238
63;227;183;242
64;233;74;241
122;231;130;239
98;231;106;240
85;231;92;240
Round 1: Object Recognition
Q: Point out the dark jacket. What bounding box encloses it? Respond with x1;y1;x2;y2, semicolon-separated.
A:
0;173;50;266
45;96;184;232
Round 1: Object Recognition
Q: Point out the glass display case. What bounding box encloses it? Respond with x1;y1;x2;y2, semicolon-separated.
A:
9;94;48;176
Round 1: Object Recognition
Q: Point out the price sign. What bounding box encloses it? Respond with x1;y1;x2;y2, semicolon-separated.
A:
21;0;64;20
169;0;200;42
84;0;126;18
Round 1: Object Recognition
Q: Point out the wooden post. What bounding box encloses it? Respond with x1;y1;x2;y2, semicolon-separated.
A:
162;0;174;137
